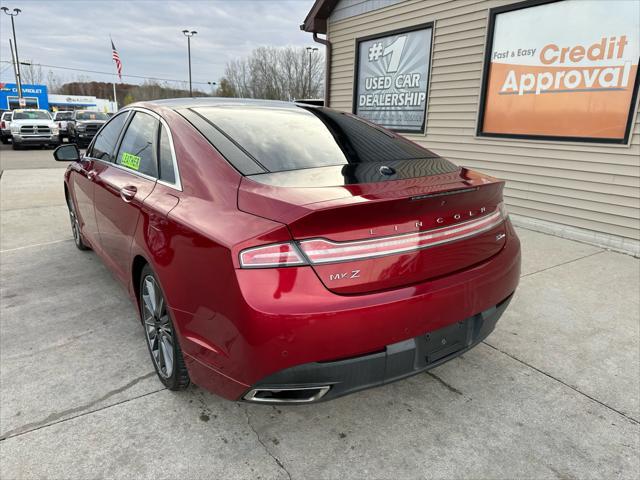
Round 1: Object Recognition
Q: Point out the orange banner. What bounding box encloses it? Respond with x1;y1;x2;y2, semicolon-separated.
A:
482;63;638;138
480;0;639;141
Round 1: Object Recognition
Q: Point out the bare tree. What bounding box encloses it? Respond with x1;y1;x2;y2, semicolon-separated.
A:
20;61;44;85
222;46;324;100
46;70;63;93
215;78;237;97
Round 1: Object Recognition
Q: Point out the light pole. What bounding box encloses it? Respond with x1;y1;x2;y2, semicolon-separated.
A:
305;46;318;98
1;7;23;99
182;29;197;96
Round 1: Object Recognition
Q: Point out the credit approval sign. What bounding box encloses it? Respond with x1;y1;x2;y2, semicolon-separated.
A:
354;25;432;133
479;0;640;143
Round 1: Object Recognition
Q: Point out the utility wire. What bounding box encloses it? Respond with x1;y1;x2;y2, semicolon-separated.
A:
0;60;214;86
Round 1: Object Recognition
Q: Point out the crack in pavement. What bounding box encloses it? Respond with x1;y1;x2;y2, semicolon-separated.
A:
425;371;464;396
241;404;292;480
520;250;605;279
483;341;639;425
0;371;157;441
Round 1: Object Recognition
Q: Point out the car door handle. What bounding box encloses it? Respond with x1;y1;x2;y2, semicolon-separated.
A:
86;170;96;181
120;185;137;203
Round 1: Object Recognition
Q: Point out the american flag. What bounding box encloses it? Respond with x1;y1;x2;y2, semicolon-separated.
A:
111;39;122;81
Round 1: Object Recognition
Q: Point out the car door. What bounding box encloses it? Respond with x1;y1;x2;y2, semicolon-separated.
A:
93;110;160;284
70;111;130;248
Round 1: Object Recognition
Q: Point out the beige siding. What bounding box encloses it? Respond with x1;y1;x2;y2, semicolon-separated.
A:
327;0;640;241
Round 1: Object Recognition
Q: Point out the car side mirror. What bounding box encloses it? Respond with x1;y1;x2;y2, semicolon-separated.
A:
54;144;81;162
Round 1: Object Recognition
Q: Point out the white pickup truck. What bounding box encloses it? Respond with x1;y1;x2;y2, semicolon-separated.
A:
10;109;60;150
53;110;74;141
0;111;12;144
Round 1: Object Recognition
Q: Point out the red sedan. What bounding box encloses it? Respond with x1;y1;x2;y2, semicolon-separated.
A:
54;99;520;404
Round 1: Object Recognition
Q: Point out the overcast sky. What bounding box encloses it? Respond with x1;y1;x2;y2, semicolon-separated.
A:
0;0;319;88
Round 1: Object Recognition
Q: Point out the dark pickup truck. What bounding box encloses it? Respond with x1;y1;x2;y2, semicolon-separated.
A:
67;110;109;147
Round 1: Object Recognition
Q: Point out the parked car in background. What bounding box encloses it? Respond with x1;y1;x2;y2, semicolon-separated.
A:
294;98;324;106
67;110;109;147
10;109;59;150
53;98;520;404
1;111;12;144
53;111;74;141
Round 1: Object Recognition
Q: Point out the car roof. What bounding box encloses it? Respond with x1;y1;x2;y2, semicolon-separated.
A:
12;109;49;113
143;97;303;110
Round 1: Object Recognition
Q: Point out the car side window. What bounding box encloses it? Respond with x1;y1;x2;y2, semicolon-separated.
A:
115;112;159;178
158;125;176;184
89;112;128;162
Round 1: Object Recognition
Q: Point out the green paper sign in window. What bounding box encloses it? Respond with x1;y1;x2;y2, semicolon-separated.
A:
121;152;141;170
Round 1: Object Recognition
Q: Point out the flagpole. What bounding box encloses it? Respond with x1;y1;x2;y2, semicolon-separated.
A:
112;77;117;110
110;35;118;111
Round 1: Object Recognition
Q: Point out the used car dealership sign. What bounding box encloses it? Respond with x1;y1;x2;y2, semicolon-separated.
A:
354;25;432;133
480;0;640;142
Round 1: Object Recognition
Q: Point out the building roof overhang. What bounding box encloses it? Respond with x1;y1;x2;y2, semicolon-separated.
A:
300;0;339;34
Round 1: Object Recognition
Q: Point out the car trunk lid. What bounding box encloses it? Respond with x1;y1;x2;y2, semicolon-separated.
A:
238;166;507;294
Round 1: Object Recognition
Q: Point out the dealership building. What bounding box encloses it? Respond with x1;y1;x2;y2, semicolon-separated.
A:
302;0;640;255
0;83;116;112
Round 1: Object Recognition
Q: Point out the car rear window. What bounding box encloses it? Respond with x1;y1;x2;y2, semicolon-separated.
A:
55;112;73;120
192;105;438;173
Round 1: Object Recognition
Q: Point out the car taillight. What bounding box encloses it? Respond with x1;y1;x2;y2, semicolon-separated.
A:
0;121;4;129
58;122;62;128
239;203;507;268
239;242;307;268
298;203;507;265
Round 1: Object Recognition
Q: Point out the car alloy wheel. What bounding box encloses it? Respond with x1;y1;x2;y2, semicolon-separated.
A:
69;209;80;244
142;274;174;379
139;266;190;390
67;201;89;250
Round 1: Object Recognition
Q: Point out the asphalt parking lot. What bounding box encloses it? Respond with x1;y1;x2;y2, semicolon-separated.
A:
1;144;639;479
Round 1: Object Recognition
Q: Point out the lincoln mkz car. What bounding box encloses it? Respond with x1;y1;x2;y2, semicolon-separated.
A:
54;99;521;404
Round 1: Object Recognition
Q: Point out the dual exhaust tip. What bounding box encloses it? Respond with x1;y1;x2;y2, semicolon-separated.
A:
243;385;331;404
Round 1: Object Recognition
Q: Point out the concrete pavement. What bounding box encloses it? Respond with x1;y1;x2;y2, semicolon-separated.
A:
0;145;69;171
1;151;638;479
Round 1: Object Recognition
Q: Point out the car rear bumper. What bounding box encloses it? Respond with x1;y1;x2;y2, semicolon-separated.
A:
243;293;512;403
176;219;521;402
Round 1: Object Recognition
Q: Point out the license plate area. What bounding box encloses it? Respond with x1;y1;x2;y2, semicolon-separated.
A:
425;319;470;364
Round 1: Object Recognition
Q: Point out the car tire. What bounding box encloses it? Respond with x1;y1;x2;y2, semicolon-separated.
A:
139;265;190;391
67;198;90;251
0;137;8;144
12;143;20;150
